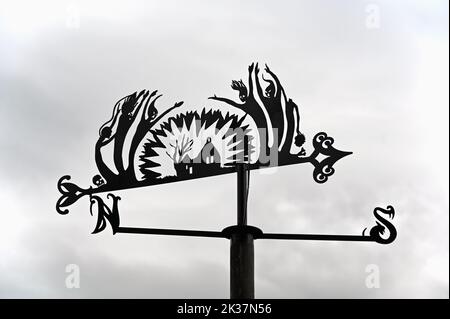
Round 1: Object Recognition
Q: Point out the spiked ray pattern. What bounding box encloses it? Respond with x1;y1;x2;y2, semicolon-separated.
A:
139;109;254;180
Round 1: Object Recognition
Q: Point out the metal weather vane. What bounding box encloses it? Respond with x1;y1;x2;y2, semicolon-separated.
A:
56;62;396;298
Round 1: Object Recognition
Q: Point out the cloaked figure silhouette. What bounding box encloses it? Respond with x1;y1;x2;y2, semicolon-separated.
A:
255;63;286;150
95;90;183;185
95;95;128;185
209;63;268;157
125;92;183;182
210;62;307;160
259;64;305;155
282;98;306;156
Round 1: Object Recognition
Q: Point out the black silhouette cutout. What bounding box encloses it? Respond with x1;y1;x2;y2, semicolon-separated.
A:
90;193;121;234
256;63;286;150
56;62;395;248
82;191;396;244
362;206;397;244
95;89;184;186
209;63;269;157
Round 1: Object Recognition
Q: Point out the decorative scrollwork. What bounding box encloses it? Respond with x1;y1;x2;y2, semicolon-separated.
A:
310;132;352;183
363;205;397;244
56;175;91;215
313;132;335;152
89;193;121;234
56;63;356;236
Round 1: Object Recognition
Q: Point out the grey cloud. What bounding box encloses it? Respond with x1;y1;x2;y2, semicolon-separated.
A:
0;0;447;298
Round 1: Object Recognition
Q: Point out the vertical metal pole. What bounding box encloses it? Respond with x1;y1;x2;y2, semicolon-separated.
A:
237;163;247;226
230;163;254;299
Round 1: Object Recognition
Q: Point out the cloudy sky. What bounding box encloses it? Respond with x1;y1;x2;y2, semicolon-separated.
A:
0;0;448;298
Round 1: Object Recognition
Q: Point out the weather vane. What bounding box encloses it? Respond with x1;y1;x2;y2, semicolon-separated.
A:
56;62;397;298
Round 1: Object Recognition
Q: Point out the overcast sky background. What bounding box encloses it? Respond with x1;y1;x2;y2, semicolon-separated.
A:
0;0;448;298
